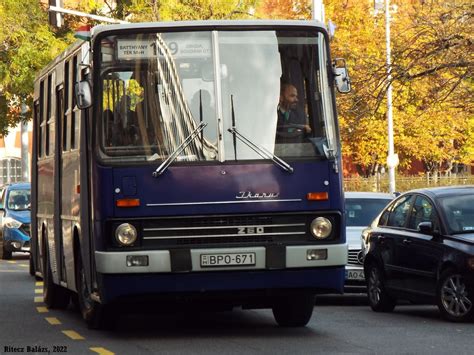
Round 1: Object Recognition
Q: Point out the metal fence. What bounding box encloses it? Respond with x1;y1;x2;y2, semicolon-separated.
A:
344;174;474;193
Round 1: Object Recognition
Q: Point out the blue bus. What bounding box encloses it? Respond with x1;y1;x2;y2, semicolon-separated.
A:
31;20;350;328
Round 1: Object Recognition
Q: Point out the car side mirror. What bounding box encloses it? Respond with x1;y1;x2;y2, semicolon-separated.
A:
332;58;351;93
418;221;433;234
75;80;92;109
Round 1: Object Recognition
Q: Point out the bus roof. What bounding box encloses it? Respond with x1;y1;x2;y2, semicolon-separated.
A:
91;19;327;38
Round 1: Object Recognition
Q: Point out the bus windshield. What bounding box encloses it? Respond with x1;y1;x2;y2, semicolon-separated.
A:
97;29;337;163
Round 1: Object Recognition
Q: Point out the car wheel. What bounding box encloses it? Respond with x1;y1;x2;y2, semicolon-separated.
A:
366;262;396;312
272;291;314;327
0;245;12;260
43;240;70;309
437;269;473;322
75;249;112;329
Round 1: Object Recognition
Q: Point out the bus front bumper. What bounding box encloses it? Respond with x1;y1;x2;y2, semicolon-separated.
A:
95;243;347;274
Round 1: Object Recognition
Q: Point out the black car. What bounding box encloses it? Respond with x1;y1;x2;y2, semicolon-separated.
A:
362;186;474;322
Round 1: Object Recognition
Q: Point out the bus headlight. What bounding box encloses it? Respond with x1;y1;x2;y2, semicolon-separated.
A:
310;217;332;239
115;223;137;246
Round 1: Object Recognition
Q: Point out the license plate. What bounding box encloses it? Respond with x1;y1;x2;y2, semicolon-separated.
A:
200;253;256;267
345;270;365;280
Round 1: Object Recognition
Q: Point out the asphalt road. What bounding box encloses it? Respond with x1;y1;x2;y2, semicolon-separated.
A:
1;253;473;355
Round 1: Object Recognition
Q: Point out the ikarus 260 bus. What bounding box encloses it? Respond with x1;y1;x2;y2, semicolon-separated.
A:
31;20;351;328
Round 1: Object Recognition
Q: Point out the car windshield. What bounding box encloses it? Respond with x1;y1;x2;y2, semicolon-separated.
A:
7;189;31;211
439;193;474;234
345;198;392;227
97;29;337;163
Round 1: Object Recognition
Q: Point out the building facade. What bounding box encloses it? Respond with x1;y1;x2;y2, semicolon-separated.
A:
0;122;32;185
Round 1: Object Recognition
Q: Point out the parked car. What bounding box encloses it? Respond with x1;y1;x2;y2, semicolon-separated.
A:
344;192;393;291
0;185;5;233
0;182;31;260
363;186;474;322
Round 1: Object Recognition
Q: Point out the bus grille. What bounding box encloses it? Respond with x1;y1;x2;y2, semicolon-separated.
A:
140;213;309;248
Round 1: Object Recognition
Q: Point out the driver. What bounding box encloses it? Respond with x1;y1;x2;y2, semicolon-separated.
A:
277;83;311;141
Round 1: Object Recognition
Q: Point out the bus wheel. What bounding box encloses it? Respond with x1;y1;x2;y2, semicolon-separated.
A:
75;250;111;329
43;242;70;309
29;254;35;276
272;291;315;327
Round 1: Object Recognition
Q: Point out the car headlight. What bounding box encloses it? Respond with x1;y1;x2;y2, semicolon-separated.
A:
310;217;332;239
3;217;22;229
115;223;137;246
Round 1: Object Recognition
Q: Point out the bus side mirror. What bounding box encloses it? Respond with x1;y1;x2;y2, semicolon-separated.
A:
75;80;92;109
333;58;351;93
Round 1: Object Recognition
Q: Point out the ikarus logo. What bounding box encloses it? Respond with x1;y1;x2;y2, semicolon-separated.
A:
235;191;279;199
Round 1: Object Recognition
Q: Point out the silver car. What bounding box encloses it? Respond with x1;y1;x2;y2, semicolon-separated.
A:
345;192;393;291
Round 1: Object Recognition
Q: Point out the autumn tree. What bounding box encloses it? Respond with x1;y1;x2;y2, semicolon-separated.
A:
324;0;473;176
81;0;259;22
0;0;71;135
256;0;311;19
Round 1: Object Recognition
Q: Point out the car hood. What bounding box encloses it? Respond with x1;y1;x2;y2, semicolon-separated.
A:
452;233;474;244
5;210;31;224
346;226;365;249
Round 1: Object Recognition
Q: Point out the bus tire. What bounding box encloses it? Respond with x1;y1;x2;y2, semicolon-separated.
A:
75;249;112;329
29;254;35;276
43;240;70;309
272;291;314;327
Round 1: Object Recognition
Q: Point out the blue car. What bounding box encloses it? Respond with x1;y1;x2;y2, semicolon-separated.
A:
0;182;31;260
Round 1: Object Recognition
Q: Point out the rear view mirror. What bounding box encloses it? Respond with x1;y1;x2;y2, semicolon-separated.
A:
75;80;92;109
333;58;351;93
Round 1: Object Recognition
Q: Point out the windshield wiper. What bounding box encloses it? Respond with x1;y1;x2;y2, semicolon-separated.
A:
152;122;207;177
227;128;294;173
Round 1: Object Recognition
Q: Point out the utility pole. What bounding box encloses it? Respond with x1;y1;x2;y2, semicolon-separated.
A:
375;0;398;193
384;0;398;194
21;103;29;181
48;5;129;24
48;0;64;27
312;0;325;22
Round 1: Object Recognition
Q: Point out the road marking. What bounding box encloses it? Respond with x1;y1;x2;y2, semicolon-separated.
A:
36;281;44;286
62;330;85;340
7;261;16;264
35;288;42;294
0;269;24;272
37;307;49;313
90;347;115;355
34;296;44;303
19;264;29;268
45;317;61;325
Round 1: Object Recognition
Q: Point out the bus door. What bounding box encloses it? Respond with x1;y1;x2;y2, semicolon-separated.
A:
55;83;66;284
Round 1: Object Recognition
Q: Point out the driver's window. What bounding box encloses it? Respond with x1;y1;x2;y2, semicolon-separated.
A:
408;196;438;230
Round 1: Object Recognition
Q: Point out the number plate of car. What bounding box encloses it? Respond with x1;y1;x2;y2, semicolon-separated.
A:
346;270;365;280
200;252;256;267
